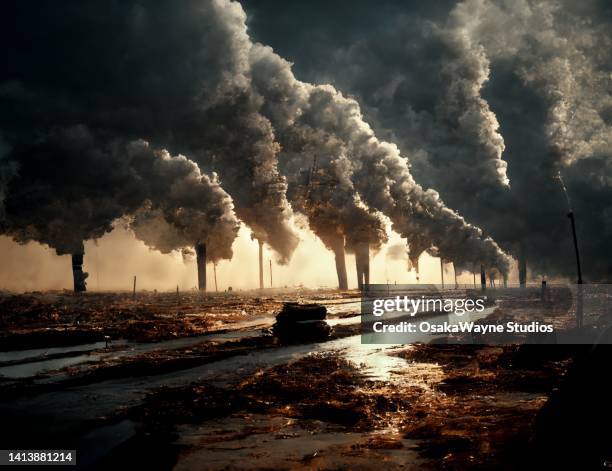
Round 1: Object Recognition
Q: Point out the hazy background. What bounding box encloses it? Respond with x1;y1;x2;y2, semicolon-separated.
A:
0;221;511;292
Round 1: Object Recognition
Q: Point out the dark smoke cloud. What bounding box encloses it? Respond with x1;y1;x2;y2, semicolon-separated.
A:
1;126;239;258
248;46;510;273
278;121;388;255
1;0;512;275
130;204;237;263
241;0;612;280
0;0;298;262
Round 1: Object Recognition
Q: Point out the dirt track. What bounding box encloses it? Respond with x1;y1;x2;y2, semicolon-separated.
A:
0;289;577;469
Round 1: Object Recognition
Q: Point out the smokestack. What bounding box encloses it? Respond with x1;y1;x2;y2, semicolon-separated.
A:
258;239;264;290
71;250;88;293
440;258;445;288
196;242;206;291
480;264;486;291
355;242;370;291
332;236;348;290
518;243;527;288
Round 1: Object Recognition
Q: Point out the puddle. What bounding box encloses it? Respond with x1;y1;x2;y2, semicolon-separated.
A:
0;304;499;468
0;341;111;364
173;414;425;470
0;326;263;380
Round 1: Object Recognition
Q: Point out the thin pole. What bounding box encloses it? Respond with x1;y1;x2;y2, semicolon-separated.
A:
213;263;218;292
568;211;583;284
269;259;273;288
568;211;584;328
258;239;264;289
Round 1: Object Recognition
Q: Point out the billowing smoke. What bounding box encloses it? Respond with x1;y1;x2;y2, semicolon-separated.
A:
279;125;388;257
239;0;611;280
131;205;237;264
0;0;299;264
454;0;612;280
435;0;509;191
0;126;239;261
386;243;408;262
1;0;515;280
248;44;510;274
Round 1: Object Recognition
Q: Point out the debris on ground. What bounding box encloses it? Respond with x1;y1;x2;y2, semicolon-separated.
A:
272;302;331;343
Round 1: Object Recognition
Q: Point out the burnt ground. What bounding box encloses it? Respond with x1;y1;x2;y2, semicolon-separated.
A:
0;289;607;469
0;289;355;349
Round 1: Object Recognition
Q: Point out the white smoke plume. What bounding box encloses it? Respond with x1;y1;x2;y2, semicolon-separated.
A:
435;0;509;189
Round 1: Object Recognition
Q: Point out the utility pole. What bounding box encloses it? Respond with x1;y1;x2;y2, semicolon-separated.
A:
568;210;584;327
258;239;264;289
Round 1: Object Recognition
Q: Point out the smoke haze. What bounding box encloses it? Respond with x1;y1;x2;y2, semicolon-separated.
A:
1;0;609;286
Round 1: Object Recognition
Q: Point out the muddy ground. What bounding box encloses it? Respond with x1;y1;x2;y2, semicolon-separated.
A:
0;289;595;469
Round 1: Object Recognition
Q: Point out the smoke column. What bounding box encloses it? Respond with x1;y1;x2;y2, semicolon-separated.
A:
0;0;515;283
0;128;239;291
248;43;510;275
0;0;299;266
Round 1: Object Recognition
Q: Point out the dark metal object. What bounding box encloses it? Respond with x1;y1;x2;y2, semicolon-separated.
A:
333;236;348;290
71;252;88;293
196;242;207;291
480;264;486;291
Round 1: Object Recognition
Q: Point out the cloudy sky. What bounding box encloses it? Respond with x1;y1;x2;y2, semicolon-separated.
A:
1;0;610;290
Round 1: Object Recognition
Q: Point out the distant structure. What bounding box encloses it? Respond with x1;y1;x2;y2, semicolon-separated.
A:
196;242;206;291
71;247;88;292
258;239;264;289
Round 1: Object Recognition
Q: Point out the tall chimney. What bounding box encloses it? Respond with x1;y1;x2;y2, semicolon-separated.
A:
72;250;88;293
258;239;264;289
196;242;206;291
355;242;370;291
518;243;527;288
480;264;486;291
332;236;348;290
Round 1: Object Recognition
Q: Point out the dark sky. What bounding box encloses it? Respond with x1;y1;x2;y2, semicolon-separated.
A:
1;0;610;280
